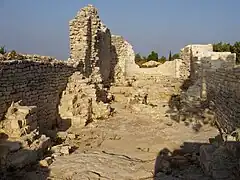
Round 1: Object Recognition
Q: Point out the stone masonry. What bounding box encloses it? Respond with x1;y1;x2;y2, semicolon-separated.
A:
69;4;112;86
111;35;139;83
180;44;239;134
206;66;240;133
179;44;213;80
69;5;139;86
0;60;74;133
1;4;240;179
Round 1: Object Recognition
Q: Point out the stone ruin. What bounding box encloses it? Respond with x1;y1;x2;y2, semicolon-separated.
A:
0;4;140;176
69;5;138;85
179;44;238;132
0;4;240;180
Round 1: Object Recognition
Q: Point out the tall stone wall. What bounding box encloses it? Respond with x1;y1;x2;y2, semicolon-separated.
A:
0;60;74;134
69;4;113;85
206;66;240;133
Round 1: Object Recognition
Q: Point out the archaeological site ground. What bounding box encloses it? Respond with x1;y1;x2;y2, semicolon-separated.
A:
0;4;240;180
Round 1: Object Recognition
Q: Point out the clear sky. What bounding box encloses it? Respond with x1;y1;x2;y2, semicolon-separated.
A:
0;0;239;59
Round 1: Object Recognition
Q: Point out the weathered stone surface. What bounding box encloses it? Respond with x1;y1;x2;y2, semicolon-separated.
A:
178;44;238;133
111;35;139;84
39;157;53;167
51;144;72;156
58;72;113;128
2;4;240;180
0;60;74;132
69;4;113;86
0;53;4;60
60;145;71;155
133;59;183;78
1;101;38;138
56;132;68;141
0;51;57;61
30;134;51;157
49;151;153;179
179;44;213;79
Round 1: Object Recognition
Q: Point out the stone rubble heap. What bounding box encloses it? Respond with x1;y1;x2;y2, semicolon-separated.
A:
0;102;51;173
58;72;114;128
1;101;38;138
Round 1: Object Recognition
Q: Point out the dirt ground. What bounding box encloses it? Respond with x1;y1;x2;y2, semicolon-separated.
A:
19;77;218;180
45;100;217;180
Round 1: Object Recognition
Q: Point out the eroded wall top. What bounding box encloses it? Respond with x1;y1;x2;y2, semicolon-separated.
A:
69;5;117;86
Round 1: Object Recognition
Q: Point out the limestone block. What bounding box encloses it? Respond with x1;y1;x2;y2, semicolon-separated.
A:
1;101;38;138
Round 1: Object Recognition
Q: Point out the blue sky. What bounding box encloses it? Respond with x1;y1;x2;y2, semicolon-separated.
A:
0;0;239;59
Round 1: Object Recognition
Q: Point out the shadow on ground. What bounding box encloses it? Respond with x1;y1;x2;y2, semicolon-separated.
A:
166;76;215;132
0;132;50;180
154;140;240;180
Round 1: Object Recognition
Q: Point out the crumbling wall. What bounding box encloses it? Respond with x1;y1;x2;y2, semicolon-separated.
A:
111;35;139;83
0;60;74;133
58;72;113;128
180;44;213;80
206;66;240;133
69;4;113;86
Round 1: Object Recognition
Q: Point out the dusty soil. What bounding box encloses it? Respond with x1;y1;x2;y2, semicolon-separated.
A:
19;78;218;180
29;101;217;180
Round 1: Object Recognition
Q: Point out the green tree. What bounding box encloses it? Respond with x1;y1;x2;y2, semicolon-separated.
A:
159;56;167;63
147;51;158;61
213;41;240;64
168;50;172;61
213;42;231;52
0;46;6;54
172;53;180;60
232;41;240;64
135;53;142;63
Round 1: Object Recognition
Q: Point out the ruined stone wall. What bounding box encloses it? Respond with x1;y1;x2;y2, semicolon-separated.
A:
0;60;74;134
180;44;213;80
58;72;113;128
111;35;139;83
206;66;240;133
180;44;239;133
69;5;113;85
181;44;236;98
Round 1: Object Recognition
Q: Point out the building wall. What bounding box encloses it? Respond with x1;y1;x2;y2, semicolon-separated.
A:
180;44;239;133
206;66;240;133
0;60;74;132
